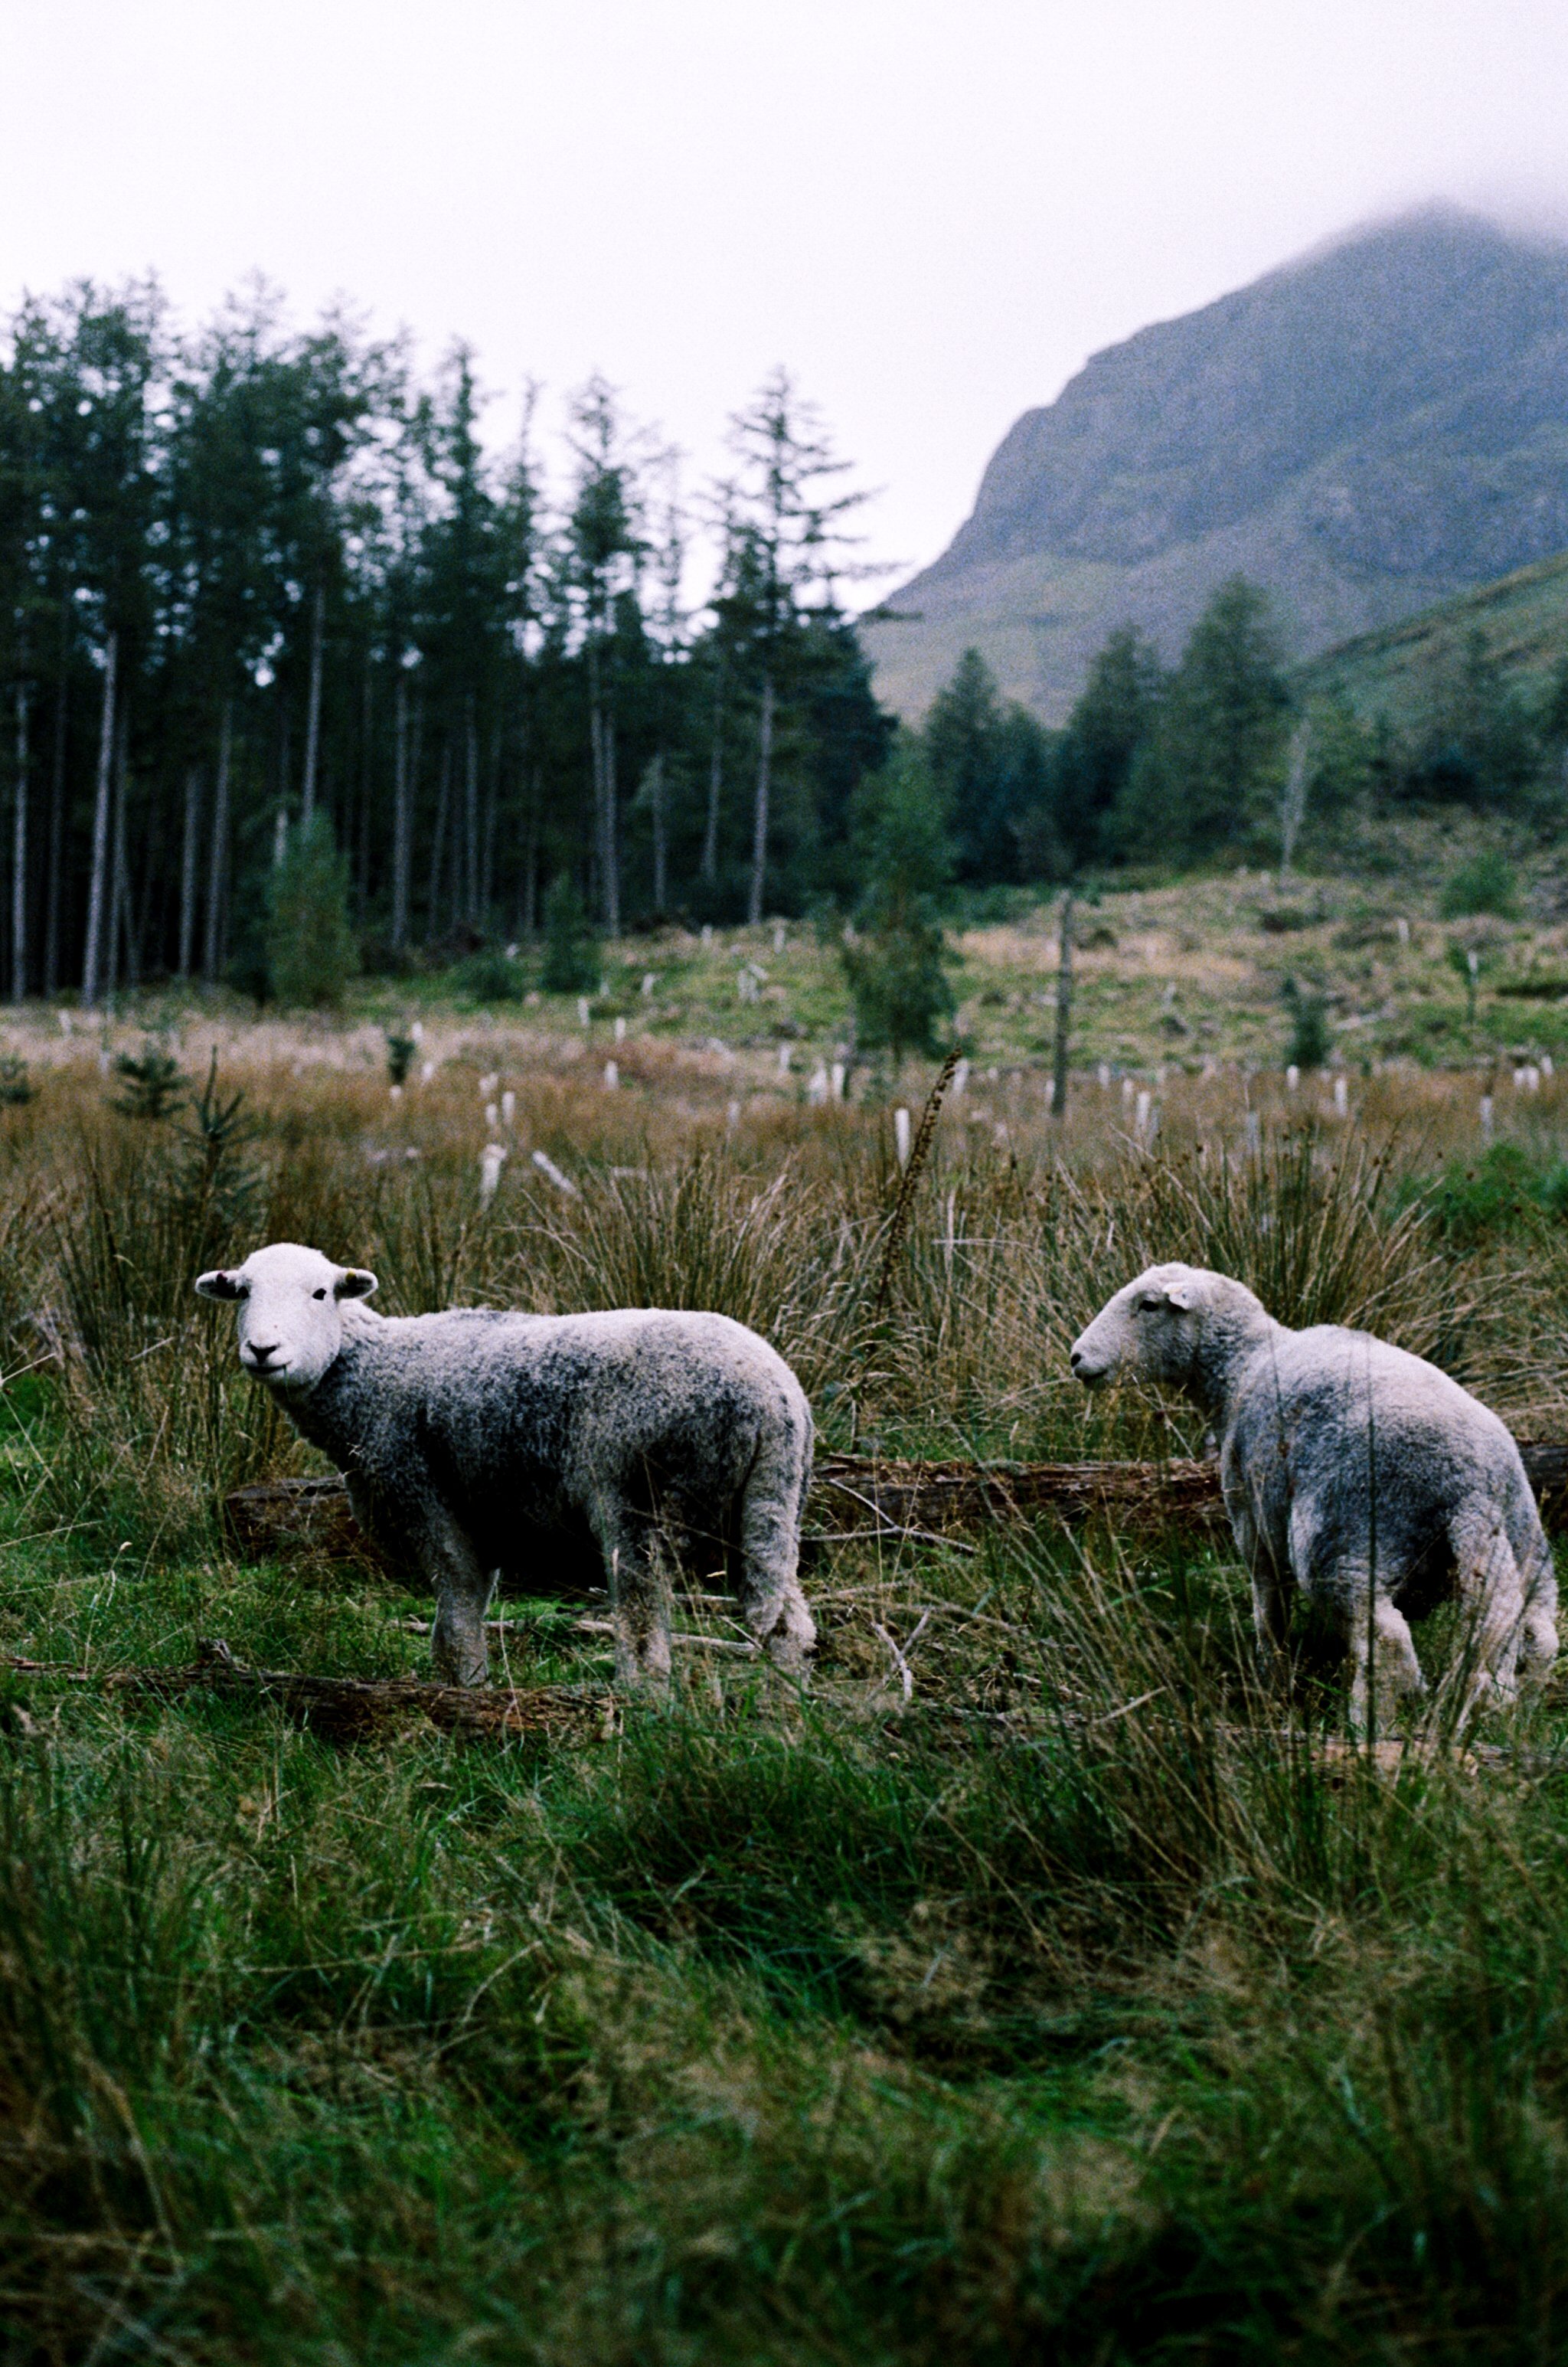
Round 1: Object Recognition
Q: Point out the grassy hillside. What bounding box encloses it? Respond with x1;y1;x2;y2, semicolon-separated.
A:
1297;545;1568;724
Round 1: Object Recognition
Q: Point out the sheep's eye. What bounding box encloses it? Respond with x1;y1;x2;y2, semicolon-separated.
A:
312;1288;327;1301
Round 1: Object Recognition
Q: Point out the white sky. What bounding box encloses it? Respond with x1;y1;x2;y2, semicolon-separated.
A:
2;0;1568;595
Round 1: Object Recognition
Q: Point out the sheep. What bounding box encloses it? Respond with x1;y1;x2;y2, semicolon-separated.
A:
195;1242;815;1692
1070;1261;1557;1732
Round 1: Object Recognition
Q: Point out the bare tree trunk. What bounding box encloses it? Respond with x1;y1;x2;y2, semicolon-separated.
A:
746;671;774;927
11;682;28;1004
587;642;619;937
648;751;668;915
464;692;480;927
481;718;501;920
44;606;69;996
522;770;541;936
106;701;130;999
81;631;118;1009
1050;891;1074;1123
390;669;411;954
204;701;232;981
426;741;450;946
178;764;201;977
701;662;725;886
1279;719;1310;884
355;659;374;919
300;584;325;827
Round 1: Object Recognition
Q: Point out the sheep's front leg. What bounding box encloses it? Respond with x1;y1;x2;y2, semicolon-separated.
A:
422;1512;495;1688
1227;1485;1289;1686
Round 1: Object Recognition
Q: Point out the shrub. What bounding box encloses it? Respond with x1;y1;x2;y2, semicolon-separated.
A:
386;1031;416;1085
540;875;599;995
1440;851;1516;919
1282;978;1331;1069
266;813;358;1009
455;946;528;1004
0;1054;32;1105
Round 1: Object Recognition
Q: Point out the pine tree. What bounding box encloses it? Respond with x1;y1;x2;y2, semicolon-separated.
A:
841;741;954;1064
540;871;599;993
1051;626;1165;866
266;812;357;1006
1111;580;1289;864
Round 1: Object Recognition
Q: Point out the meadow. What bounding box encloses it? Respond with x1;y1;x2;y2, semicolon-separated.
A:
7;889;1568;2362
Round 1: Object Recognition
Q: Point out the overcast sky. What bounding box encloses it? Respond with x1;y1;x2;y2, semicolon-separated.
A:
3;0;1567;592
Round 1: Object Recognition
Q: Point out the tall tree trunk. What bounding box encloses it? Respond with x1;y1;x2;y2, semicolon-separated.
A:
390;669;411;954
44;602;69;996
178;764;201;977
746;672;775;927
204;701;233;981
587;641;619;937
354;657;373;917
481;719;501;920
81;631;118;1009
648;751;668;915
106;701;130;999
463;692;479;927
426;741;450;946
1050;892;1074;1123
300;584;325;826
701;661;725;886
11;682;28;1004
522;770;541;936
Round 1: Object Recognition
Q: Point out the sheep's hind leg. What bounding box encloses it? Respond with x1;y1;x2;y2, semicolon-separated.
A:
593;1499;672;1694
423;1514;496;1689
737;1456;815;1679
1450;1502;1528;1718
1341;1563;1426;1740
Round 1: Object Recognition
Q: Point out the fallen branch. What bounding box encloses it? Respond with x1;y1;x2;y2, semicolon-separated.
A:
224;1440;1568;1571
3;1637;614;1745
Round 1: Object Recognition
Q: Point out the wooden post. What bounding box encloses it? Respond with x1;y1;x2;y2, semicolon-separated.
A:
1051;891;1075;1121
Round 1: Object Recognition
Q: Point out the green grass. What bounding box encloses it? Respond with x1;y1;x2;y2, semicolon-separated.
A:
7;1048;1568;2356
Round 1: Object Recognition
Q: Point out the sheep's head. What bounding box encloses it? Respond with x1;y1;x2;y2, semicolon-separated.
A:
195;1242;377;1396
1069;1262;1212;1391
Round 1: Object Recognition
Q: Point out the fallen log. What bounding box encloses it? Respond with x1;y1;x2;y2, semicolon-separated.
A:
224;1441;1568;1572
2;1637;615;1746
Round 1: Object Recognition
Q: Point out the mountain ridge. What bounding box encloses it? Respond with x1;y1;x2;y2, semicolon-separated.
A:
864;210;1568;724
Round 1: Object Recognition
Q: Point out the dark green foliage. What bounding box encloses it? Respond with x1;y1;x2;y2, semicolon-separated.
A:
842;743;955;1062
923;646;1060;882
266;814;358;1009
0;1054;32;1105
1440;849;1517;917
1407;629;1540;809
1282;980;1331;1069
540;873;599;993
109;1035;188;1120
385;1031;416;1085
1446;938;1485;1022
1050;624;1165;866
453;945;527;1003
1112;578;1292;863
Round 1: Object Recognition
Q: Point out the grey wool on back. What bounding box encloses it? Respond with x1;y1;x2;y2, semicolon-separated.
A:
197;1243;815;1689
1070;1261;1557;1732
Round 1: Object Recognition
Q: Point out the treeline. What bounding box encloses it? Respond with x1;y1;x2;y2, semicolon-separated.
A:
0;279;893;1003
916;578;1568;884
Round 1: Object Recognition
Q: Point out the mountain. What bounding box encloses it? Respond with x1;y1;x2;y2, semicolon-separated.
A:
862;211;1568;724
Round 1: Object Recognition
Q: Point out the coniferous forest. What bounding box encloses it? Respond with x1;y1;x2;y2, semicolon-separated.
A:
0;280;905;1004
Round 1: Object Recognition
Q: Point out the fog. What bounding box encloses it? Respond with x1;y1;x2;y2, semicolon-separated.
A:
2;0;1566;583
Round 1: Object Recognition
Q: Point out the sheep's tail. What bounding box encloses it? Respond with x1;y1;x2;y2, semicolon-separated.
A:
737;1398;815;1669
1447;1496;1552;1704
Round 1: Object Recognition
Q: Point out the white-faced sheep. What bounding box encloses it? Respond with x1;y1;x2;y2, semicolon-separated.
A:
196;1242;815;1691
1070;1261;1557;1732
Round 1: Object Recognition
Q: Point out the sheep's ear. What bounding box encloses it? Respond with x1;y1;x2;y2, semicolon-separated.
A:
336;1268;378;1301
195;1269;244;1301
1161;1277;1197;1309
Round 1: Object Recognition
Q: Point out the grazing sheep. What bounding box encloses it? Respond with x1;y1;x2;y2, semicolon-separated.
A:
1070;1262;1557;1731
196;1242;815;1691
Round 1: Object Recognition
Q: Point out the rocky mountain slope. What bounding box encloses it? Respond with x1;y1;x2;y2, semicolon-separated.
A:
864;210;1568;724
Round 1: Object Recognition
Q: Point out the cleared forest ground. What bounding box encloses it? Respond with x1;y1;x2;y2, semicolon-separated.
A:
5;956;1568;2361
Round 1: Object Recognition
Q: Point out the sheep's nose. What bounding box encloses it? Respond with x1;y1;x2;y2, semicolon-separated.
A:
1070;1349;1085;1373
248;1341;280;1365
